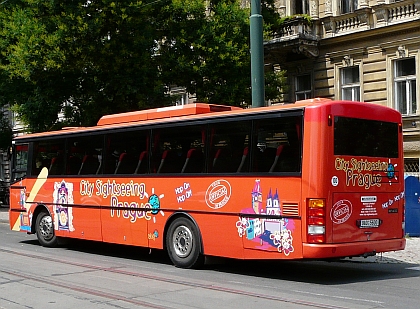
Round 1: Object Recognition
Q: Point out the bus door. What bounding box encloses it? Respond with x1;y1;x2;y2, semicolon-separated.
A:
9;143;30;232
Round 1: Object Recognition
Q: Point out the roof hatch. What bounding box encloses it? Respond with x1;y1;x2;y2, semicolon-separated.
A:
97;103;242;126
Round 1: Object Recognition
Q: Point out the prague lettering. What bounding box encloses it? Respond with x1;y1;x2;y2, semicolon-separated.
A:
335;158;388;189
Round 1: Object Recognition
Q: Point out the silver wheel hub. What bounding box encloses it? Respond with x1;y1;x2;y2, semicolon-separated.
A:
39;215;54;241
172;225;193;257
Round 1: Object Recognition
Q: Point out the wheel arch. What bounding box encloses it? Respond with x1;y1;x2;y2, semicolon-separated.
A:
163;212;204;255
31;204;51;234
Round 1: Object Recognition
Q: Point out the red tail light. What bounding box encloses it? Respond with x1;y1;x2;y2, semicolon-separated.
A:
308;199;326;243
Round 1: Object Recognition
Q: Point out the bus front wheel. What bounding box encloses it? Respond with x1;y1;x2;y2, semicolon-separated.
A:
35;211;58;247
166;217;204;269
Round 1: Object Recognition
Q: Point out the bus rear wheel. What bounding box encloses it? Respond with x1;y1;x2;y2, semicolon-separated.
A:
166;217;204;268
35;211;58;247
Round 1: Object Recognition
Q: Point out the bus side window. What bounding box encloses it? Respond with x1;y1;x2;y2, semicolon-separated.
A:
78;154;100;175
105;130;149;175
134;151;148;174
153;125;205;174
252;116;302;173
33;140;65;176
67;135;103;175
209;120;251;173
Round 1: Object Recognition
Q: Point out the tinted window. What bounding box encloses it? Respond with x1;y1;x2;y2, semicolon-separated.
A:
105;130;149;174
32;140;66;176
152;125;205;174
252;116;302;173
67;135;103;175
208;121;251;173
334;117;399;158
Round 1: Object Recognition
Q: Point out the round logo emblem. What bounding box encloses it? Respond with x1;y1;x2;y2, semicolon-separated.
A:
205;179;231;209
331;176;339;187
330;199;352;224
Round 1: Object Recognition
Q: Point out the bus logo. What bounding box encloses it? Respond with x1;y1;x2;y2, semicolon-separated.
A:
205;179;231;209
331;199;352;224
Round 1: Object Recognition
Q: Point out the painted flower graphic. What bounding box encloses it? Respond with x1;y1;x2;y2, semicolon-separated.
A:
235;217;249;237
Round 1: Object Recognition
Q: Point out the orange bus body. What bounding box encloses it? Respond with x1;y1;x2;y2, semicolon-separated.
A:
9;99;405;267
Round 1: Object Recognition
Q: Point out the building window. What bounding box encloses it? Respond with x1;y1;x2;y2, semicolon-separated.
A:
340;0;358;14
295;0;310;14
295;74;312;101
404;158;419;178
341;66;360;101
394;58;416;115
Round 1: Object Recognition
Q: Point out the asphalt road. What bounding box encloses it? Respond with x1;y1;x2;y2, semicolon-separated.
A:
1;213;420;309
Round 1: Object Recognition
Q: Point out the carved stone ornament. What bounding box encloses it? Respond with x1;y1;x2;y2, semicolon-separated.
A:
375;8;387;23
310;0;319;18
343;55;353;67
397;46;406;58
298;45;319;58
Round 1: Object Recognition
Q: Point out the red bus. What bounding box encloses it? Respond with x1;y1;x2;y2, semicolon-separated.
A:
9;99;406;268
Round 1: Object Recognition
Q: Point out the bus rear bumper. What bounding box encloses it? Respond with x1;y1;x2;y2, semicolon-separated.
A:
302;238;406;259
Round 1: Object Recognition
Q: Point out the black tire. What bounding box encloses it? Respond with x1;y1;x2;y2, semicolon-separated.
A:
166;217;204;269
35;211;59;247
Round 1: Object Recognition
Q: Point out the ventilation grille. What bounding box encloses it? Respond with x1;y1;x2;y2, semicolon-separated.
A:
282;202;300;217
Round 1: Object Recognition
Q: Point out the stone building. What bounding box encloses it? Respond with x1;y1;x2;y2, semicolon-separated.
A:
265;0;420;177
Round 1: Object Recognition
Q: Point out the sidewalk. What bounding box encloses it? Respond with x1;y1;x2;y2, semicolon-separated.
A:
1;207;418;264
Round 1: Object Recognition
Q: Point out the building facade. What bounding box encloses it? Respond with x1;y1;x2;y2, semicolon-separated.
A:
265;0;420;177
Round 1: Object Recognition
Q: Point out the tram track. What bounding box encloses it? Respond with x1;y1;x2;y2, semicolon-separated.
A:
0;247;351;309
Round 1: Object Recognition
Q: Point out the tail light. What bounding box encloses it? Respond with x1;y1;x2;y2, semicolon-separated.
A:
308;198;326;243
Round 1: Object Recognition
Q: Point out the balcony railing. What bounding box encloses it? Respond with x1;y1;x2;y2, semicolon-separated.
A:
275;17;315;41
376;0;419;25
322;0;420;37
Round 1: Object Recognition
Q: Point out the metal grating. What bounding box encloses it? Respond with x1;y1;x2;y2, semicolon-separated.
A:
282;202;299;217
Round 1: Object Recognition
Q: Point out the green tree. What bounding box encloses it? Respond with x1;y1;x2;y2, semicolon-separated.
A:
0;0;286;133
157;0;251;105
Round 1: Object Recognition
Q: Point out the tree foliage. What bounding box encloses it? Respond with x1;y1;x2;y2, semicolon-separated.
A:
0;0;286;132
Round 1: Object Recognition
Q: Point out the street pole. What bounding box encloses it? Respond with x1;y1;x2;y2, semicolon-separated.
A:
250;0;265;108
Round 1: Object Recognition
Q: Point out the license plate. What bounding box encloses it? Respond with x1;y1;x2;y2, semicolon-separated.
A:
357;219;381;228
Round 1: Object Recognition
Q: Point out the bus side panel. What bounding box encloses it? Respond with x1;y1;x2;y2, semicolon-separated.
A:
301;108;331;243
160;177;303;260
9;183;29;232
239;177;303;259
99;178;149;247
39;177;102;241
9;170;102;241
194;213;245;259
143;177;303;260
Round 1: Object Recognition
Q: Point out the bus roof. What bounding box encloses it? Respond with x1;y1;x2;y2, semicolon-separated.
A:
14;98;400;142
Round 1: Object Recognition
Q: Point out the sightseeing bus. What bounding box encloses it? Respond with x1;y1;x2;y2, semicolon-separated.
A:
9;98;406;268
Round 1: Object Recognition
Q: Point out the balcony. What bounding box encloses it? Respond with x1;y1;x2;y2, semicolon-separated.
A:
322;0;420;38
264;16;319;62
375;0;420;26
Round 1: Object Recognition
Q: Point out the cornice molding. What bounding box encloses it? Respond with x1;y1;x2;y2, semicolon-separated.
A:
325;47;367;62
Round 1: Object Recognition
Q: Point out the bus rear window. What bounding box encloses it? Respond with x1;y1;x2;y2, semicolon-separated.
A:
334;116;399;158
